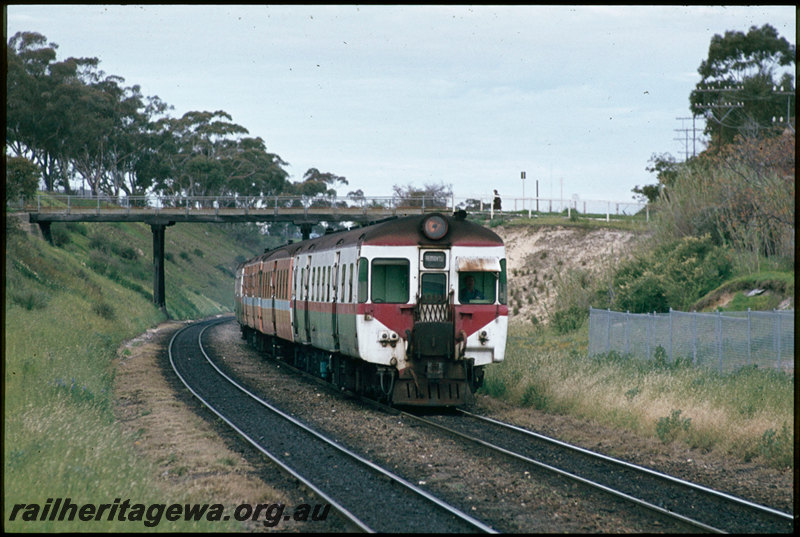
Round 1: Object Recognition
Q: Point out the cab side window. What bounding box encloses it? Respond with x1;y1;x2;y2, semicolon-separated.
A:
458;271;496;304
371;258;410;303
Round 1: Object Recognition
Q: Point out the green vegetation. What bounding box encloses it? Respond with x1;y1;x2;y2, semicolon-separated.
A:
4;215;263;530
7;32;349;201
485;25;795;469
482;324;794;468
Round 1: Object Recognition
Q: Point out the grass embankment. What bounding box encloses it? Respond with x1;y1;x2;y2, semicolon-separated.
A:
4;211;264;531
474;209;651;233
482;322;794;469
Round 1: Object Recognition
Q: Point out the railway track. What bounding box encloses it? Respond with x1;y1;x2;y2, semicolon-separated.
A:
405;409;794;534
168;317;496;533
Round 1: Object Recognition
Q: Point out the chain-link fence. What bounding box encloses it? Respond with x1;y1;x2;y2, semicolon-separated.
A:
588;307;794;375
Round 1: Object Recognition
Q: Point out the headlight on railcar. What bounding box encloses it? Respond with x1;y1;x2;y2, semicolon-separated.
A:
479;330;489;345
421;214;448;240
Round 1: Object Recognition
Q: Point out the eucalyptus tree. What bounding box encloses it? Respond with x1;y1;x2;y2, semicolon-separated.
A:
150;110;291;202
690;24;795;148
217;136;291;200
6;31;80;192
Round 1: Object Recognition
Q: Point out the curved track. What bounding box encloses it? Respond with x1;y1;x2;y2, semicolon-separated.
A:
405;409;794;534
168;317;496;533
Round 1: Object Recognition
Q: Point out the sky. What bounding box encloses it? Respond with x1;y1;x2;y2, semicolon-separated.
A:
5;4;796;206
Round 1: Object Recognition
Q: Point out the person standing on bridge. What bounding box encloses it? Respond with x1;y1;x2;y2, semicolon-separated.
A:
493;190;502;214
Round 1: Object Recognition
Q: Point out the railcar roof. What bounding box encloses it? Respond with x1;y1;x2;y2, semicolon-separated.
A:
240;213;503;267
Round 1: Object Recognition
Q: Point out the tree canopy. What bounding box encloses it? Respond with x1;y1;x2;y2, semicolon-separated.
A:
636;24;795;201
689;24;795;148
5;31;324;200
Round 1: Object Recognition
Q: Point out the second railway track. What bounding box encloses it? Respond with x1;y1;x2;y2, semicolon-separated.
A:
169;317;794;533
404;409;794;534
168;317;495;533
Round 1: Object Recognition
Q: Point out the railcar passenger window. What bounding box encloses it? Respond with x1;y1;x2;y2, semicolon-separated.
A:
371;259;410;304
349;263;354;303
357;258;368;303
458;271;496;304
341;265;347;303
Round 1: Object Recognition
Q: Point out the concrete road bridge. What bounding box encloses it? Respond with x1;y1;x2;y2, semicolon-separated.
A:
26;194;460;314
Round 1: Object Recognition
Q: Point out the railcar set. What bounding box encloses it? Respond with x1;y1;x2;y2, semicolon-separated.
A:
234;212;508;406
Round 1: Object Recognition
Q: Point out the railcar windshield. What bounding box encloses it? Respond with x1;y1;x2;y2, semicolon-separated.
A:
420;272;448;302
370;258;410;303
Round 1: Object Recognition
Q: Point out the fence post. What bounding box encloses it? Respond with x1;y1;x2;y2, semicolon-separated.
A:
646;312;651;360
624;311;629;355
775;309;781;372
692;311;697;365
746;308;751;366
606;308;611;354
717;311;723;373
669;308;673;363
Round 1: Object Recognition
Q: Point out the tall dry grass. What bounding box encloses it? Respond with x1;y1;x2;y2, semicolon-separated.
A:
482;324;794;468
655;132;794;270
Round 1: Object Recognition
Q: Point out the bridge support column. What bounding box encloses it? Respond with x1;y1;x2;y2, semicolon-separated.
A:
299;223;313;241
38;222;53;245
151;224;168;316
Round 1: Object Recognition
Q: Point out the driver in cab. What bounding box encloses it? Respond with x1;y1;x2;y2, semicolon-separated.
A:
459;275;484;303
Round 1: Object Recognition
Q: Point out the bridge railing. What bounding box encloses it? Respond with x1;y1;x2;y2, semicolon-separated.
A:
24;193;648;221
28;194;459;214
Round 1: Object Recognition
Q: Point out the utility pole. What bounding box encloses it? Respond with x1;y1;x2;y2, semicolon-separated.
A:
521;171;526;212
694;84;745;144
675;116;699;160
773;85;795;133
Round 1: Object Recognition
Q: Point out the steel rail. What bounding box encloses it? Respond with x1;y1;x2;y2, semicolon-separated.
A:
459;409;794;522
168;318;373;533
401;410;727;534
171;317;496;533
194;320;496;534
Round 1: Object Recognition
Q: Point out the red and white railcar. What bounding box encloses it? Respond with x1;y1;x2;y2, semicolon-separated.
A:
234;212;507;406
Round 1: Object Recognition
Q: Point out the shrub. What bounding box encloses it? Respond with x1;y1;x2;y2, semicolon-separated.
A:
117;245;139;261
610;235;732;312
49;225;72;247
550;305;587;334
91;301;116;320
758;423;792;468
656;409;692;443
5;155;40;203
88;251;109;275
10;289;49;310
